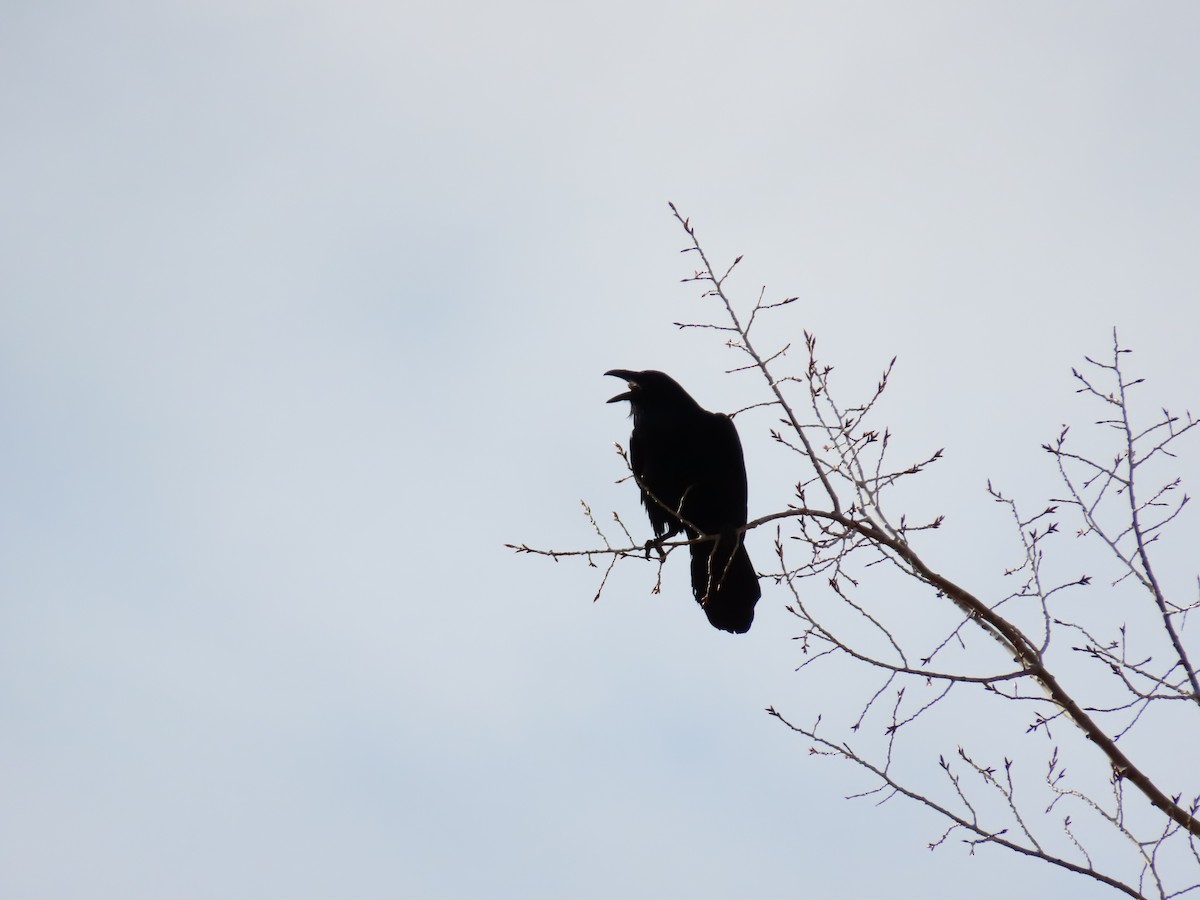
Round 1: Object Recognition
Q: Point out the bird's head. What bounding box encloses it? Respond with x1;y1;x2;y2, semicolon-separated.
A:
604;369;700;411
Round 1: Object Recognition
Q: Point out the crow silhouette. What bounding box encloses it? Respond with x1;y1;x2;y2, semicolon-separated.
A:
605;369;760;633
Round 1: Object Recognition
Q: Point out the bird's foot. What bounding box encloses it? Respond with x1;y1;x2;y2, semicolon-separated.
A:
643;537;667;561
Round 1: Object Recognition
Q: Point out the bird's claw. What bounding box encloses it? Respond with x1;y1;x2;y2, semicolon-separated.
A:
643;537;667;561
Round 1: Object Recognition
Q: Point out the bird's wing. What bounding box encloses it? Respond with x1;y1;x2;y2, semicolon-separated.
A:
705;412;749;525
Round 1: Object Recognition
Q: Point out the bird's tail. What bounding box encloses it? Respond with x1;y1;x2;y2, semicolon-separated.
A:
690;532;761;634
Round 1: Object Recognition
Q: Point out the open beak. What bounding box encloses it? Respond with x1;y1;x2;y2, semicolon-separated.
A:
604;369;637;403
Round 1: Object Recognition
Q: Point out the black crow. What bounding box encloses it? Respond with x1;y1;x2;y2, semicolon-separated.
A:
605;369;760;633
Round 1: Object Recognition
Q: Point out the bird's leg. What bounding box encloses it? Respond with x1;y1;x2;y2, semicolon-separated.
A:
643;526;679;561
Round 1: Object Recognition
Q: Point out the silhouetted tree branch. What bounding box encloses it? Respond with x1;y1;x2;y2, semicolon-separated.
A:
510;207;1200;898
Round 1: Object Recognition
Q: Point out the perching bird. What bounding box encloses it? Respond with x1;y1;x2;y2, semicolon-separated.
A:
605;369;760;633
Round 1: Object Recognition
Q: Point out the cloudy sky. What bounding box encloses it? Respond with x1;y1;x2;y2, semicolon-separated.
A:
2;2;1198;898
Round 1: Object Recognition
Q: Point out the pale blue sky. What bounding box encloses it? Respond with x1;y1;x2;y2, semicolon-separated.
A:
2;2;1198;898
